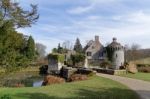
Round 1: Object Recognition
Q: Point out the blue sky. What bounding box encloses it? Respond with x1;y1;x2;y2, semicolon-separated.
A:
17;0;150;53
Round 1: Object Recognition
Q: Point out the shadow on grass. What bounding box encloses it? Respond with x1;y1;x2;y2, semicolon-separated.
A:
14;93;57;99
75;88;140;99
2;88;142;99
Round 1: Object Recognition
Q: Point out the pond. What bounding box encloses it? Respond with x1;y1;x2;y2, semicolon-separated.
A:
0;71;44;87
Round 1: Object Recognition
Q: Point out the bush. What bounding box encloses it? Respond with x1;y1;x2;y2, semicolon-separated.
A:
138;67;150;73
87;72;96;77
39;65;48;75
0;94;11;99
71;53;85;67
77;69;94;75
42;75;65;86
88;59;101;66
136;64;150;73
100;59;112;69
137;64;150;67
69;74;88;82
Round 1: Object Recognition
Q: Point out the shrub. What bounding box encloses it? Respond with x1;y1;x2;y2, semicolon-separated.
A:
39;65;48;75
136;64;150;73
71;53;85;67
69;74;88;82
77;69;94;75
137;64;150;67
138;67;150;73
0;94;11;99
88;59;102;66
100;59;112;69
14;83;25;87
42;75;65;86
87;72;96;77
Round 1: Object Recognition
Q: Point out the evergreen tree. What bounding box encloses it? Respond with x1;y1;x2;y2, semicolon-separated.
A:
57;43;63;54
35;43;46;58
0;0;39;28
0;0;38;71
52;48;58;53
74;38;83;53
26;36;35;60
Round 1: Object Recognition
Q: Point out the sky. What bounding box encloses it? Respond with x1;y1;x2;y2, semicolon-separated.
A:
17;0;150;53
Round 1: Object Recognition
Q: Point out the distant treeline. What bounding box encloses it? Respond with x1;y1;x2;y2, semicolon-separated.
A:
126;48;150;62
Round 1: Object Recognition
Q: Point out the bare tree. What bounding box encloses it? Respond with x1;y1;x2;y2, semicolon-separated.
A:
125;43;141;62
62;40;73;50
36;43;46;58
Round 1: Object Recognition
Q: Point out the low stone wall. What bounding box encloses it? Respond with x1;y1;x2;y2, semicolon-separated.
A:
60;67;77;79
114;70;127;75
60;67;95;79
93;68;127;75
77;68;93;75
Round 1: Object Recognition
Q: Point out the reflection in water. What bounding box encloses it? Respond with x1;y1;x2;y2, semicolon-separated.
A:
33;80;43;87
0;71;44;87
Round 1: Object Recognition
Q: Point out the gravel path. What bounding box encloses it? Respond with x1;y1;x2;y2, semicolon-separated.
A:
97;73;150;99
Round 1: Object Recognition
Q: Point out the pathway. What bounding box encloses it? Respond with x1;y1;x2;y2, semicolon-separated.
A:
97;73;150;99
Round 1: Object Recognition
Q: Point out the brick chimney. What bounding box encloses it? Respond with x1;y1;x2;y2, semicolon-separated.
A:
95;36;99;42
113;37;117;42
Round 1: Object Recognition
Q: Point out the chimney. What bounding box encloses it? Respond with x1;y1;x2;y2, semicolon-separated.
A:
95;36;99;42
113;37;117;42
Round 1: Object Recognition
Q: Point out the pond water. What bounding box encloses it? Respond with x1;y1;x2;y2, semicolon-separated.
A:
0;71;44;87
33;80;43;87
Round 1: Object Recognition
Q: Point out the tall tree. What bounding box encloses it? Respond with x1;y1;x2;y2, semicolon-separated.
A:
57;43;63;54
0;0;39;28
0;0;38;71
74;38;83;53
26;36;35;60
62;40;73;50
125;43;141;61
36;43;46;58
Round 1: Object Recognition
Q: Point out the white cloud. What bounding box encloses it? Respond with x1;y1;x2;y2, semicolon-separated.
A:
113;10;150;23
67;5;93;14
89;0;119;4
17;0;150;53
67;0;120;15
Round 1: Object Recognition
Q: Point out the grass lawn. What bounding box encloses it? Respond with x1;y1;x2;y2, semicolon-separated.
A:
119;72;150;82
0;76;139;99
0;68;5;74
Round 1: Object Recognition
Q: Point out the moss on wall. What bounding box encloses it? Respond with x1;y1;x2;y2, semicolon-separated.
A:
106;47;114;62
48;54;65;63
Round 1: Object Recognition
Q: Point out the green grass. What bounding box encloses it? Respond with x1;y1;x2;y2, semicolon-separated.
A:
0;76;139;99
0;68;5;74
119;72;150;82
0;66;39;75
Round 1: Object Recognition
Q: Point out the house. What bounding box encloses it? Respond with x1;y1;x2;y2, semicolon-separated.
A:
106;38;125;69
84;36;124;69
84;36;106;66
48;36;125;73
